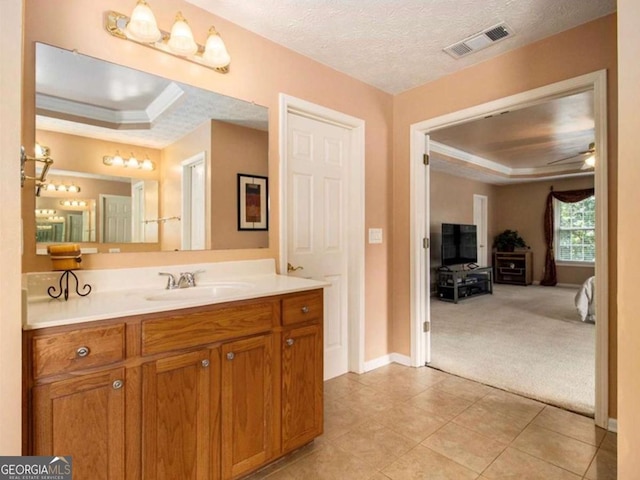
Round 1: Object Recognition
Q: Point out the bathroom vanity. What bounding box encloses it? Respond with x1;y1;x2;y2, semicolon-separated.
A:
22;260;326;480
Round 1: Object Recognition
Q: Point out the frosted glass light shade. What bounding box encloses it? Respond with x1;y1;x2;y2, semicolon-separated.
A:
112;152;124;166
584;155;596;167
141;158;155;170
127;154;140;168
167;12;198;56
202;27;231;68
126;0;161;43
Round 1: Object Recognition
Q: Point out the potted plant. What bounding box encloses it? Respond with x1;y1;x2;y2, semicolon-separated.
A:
493;229;528;252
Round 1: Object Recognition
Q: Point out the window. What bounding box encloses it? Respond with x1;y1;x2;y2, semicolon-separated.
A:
554;196;595;263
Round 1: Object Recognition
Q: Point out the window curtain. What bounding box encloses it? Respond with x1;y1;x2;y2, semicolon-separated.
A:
540;187;595;286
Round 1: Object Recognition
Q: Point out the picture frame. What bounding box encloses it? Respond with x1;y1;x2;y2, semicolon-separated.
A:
237;174;268;230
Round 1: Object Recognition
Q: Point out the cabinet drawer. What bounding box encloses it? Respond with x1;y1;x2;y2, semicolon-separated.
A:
32;324;125;379
142;300;278;355
282;290;323;326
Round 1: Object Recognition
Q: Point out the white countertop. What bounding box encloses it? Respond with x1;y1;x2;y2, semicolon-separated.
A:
23;260;328;330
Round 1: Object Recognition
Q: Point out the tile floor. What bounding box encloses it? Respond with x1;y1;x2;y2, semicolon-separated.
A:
248;364;616;480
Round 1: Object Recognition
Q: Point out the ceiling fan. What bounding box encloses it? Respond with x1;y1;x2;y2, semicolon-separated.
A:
547;142;596;168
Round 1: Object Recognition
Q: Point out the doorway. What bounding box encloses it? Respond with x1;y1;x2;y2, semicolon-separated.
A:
279;94;366;379
410;71;609;427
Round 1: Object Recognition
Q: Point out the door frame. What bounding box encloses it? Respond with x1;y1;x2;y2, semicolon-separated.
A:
409;70;609;428
279;93;366;374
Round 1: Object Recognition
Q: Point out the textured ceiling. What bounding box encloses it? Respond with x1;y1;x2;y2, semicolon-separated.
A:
185;0;616;94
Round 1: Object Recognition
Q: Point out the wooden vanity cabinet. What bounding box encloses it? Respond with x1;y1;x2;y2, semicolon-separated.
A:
221;334;277;479
32;367;126;480
281;323;323;453
141;348;219;480
24;289;323;480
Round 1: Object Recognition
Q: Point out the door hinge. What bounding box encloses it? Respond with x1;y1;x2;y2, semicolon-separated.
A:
423;238;430;249
423;153;430;165
423;321;430;333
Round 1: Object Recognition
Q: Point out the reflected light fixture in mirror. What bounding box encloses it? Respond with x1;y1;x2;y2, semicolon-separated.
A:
106;2;231;73
42;182;81;193
103;151;155;170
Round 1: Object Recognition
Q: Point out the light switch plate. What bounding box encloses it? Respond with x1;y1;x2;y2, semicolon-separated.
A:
368;228;383;244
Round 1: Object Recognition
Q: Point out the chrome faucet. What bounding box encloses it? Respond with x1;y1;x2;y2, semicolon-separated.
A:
159;270;203;289
158;272;177;290
177;272;197;288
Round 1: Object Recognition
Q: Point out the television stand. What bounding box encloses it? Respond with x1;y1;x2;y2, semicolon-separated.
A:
436;266;493;303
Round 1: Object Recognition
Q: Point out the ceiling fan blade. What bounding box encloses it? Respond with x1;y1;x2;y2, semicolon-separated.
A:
547;151;590;165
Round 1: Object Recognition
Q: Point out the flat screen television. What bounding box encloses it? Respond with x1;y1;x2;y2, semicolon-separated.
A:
441;223;478;266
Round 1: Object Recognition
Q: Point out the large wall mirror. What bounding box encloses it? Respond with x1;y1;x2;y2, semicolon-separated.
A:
34;42;269;254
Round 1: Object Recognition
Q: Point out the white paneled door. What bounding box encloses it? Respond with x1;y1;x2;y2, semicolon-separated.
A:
287;113;350;380
101;194;132;243
473;194;489;266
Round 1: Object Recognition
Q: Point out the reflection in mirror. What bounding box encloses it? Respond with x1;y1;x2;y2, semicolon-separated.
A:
34;42;269;254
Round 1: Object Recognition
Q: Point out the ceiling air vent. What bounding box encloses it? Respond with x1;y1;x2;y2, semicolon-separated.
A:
443;22;515;59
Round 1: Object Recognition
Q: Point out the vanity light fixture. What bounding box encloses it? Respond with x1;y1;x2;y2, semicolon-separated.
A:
105;2;231;73
21;144;54;196
103;151;156;171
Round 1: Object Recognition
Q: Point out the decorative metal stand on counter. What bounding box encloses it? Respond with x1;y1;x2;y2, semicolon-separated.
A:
48;270;92;301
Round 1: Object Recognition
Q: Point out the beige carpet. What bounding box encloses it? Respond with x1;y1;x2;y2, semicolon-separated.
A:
429;283;595;415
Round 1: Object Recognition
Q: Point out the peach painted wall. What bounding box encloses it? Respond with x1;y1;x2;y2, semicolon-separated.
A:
21;0;394;362
393;15;618;415
160;121;212;251
616;0;640;476
0;0;23;455
495;176;595;285
429;171;497;288
210;121;268;250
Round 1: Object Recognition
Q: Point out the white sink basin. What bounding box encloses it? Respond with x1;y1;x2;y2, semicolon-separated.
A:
145;282;254;302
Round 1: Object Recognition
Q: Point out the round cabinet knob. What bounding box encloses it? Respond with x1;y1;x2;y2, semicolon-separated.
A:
301;306;309;314
76;346;90;358
226;352;235;361
112;380;124;390
201;359;210;368
286;338;295;347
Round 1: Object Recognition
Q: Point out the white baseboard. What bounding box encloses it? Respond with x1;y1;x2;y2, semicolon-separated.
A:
608;418;618;433
363;355;391;372
363;353;412;372
390;353;412;366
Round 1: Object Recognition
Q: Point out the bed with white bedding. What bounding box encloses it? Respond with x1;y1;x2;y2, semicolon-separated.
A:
575;276;595;322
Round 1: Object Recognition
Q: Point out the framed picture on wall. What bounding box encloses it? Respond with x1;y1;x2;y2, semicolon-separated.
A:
237;174;268;230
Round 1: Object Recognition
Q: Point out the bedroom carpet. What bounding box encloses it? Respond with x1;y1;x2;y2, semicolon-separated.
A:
429;283;595;415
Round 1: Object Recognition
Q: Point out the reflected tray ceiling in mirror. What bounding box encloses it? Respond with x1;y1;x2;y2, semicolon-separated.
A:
35;43;268;149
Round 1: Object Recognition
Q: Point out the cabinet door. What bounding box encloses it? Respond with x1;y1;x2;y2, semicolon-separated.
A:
221;334;275;480
142;348;218;480
33;367;125;480
282;324;323;453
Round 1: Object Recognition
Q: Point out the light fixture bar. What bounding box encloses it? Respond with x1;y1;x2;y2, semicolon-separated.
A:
105;10;230;73
103;152;156;171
